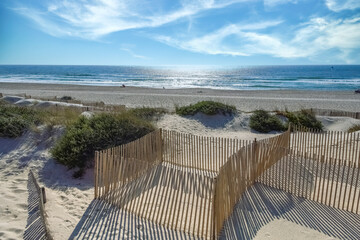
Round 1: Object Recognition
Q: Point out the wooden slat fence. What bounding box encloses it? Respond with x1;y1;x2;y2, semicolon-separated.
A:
257;125;360;214
214;128;291;237
161;129;250;172
309;108;360;119
94;129;163;200
95;129;251;239
95;126;359;239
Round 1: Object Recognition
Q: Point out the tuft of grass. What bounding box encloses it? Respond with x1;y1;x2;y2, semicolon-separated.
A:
0;100;84;137
128;107;167;120
278;109;323;131
51;113;155;177
175;101;236;116
39;106;82;127
0;102;41;138
348;124;360;133
250;110;286;133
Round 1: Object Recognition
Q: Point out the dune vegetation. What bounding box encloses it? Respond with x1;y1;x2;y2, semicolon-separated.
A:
0;101;41;137
0;101;83;137
249;110;285;133
51;112;155;177
176;101;236;116
348;124;360;133
128;107;167;120
277;109;323;131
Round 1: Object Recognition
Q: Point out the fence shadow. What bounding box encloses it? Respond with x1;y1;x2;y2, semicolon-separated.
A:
69;199;201;240
220;183;360;240
24;171;51;240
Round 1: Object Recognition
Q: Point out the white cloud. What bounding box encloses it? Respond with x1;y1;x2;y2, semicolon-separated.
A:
155;17;360;61
293;17;360;51
325;0;360;12
15;0;248;39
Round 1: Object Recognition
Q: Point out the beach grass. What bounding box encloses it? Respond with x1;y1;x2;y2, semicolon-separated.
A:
249;110;285;133
0;100;84;137
39;106;83;127
175;101;236;116
128;107;167;120
276;109;323;131
348;124;360;133
0;101;41;137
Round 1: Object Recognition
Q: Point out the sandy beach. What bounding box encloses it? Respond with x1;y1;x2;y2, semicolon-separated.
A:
1;84;360;240
1;82;360;112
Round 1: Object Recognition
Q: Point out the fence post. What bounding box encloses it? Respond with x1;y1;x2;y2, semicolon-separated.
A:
94;151;98;198
287;122;291;149
253;138;257;183
212;177;217;240
159;128;164;163
41;187;46;204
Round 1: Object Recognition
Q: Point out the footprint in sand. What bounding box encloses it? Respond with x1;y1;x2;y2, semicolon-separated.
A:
60;195;69;201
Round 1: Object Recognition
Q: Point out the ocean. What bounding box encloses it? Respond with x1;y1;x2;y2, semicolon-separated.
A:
0;65;359;91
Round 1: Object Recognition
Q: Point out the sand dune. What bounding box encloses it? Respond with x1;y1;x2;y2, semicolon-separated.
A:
0;105;360;239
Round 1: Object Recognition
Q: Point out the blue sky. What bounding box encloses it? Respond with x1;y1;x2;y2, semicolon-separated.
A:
0;0;360;66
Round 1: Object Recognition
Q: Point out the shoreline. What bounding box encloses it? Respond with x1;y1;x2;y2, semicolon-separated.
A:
1;82;360;112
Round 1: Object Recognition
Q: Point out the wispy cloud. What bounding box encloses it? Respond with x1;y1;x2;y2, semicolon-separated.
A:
14;0;248;39
120;47;148;59
155;21;284;56
155;17;360;61
325;0;360;12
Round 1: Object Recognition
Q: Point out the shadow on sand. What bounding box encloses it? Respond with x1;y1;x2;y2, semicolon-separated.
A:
70;182;360;239
220;183;360;240
69;199;201;240
186;113;235;129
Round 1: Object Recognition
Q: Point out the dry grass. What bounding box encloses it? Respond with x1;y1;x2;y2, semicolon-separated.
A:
348;124;360;133
39;106;83;127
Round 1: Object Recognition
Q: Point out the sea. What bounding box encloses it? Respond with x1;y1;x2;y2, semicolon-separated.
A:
0;65;359;91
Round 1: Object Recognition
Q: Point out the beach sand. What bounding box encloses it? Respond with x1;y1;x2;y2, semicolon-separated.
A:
1;82;360;112
1;84;360;239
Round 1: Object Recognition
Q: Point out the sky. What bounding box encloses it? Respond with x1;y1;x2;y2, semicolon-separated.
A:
0;0;360;66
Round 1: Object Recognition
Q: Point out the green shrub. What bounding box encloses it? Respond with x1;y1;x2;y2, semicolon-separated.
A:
348;124;360;133
250;110;285;133
280;109;323;131
176;101;236;116
128;107;167;120
0;103;41;137
51;113;155;177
